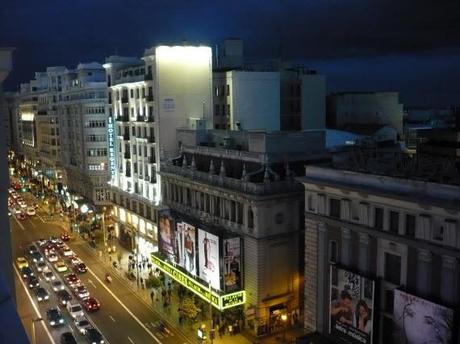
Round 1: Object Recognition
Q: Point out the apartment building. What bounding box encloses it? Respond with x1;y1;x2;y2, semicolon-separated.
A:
104;45;213;252
298;165;460;344
155;128;327;336
59;63;110;205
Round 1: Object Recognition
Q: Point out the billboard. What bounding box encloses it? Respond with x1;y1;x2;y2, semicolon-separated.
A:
198;229;220;290
329;266;375;344
158;216;175;262
223;237;241;292
182;222;197;276
393;290;454;344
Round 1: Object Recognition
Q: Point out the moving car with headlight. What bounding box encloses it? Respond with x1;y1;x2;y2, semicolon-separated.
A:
85;328;104;344
16;257;28;269
60;232;70;242
30;251;44;263
27;276;40;289
35;260;48;272
46;308;65;327
56;290;72;306
51;280;65;291
17;212;27;221
82;297;100;312
21;266;34;279
34;287;49;302
74;316;92;334
66;302;84;319
73;262;87;274
26;206;36;216
54;260;68;272
47;253;59;263
27;244;38;255
43;270;55;281
60;332;77;344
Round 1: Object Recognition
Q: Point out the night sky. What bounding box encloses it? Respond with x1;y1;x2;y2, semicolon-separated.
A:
1;0;459;107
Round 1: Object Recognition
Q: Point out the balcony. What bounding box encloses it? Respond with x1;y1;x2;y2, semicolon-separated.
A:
116;115;129;122
144;73;153;81
150;176;156;183
125;170;131;177
136;115;145;122
148;136;155;143
148;156;156;164
147;115;154;123
123;133;130;140
124;152;131;159
146;94;154;102
121;97;129;104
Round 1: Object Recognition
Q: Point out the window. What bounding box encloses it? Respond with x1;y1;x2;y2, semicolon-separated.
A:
389;211;399;233
329;198;341;218
374;207;383;229
227;104;231;116
226;84;230;95
248;207;254;228
384;252;401;285
433;225;444;241
130;89;133;98
214;104;220;116
405;215;415;237
329;240;338;263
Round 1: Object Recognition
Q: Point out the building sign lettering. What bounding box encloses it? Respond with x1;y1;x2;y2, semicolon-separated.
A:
107;116;116;179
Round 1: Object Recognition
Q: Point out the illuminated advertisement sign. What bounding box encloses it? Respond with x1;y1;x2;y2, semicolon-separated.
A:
198;229;220;290
223;237;241;292
159;216;175;262
151;254;245;310
329;266;375;344
393;290;454;344
107;116;116;179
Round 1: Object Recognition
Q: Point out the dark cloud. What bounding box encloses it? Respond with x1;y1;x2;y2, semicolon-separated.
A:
1;0;459;105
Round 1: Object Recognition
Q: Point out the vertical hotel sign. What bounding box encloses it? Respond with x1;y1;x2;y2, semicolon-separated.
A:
107;116;116;180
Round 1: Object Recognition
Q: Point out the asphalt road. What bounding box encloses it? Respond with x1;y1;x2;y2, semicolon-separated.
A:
11;191;192;344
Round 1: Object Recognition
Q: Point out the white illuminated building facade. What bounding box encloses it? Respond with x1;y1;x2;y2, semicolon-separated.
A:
103;45;213;252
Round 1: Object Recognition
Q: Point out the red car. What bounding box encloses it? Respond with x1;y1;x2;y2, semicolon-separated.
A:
82;297;100;312
17;213;27;221
60;233;70;242
40;243;55;255
73;262;87;274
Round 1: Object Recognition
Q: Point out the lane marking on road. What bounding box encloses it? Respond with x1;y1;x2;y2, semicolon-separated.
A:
13;216;26;231
127;336;135;344
36;213;45;223
86;266;162;344
109;315;116;322
28;219;36;228
13;264;56;344
87;279;97;288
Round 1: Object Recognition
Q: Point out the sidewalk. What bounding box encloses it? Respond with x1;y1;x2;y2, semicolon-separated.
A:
88;239;305;344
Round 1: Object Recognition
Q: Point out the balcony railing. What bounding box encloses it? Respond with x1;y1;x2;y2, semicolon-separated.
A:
147;115;154;123
148;156;156;164
124;152;131;159
136;115;145;122
123;133;130;140
121;97;129;103
146;95;154;102
116;115;129;122
144;73;153;81
148;136;155;143
125;170;131;177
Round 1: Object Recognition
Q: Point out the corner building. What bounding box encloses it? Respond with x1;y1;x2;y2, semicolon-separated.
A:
104;45;213;253
157;129;327;336
298;166;460;344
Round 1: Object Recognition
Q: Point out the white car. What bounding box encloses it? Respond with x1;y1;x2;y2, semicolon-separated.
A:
26;207;36;216
47;253;58;263
14;206;22;214
74;316;92;334
66;302;84;319
62;247;74;257
51;280;65;291
19;201;27;209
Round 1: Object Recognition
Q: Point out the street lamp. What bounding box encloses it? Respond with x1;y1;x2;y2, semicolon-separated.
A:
281;313;288;344
31;317;43;344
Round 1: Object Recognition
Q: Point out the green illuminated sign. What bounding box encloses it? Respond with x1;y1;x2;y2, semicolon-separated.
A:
151;254;245;310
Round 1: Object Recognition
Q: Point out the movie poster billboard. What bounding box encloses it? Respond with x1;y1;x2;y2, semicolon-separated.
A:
223;237;241;292
329;266;375;344
198;229;220;290
181;222;197;276
393;290;454;344
159;215;175;262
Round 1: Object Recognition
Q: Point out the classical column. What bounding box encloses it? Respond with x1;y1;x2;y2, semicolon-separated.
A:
441;255;458;304
341;227;352;266
416;248;432;296
358;233;370;274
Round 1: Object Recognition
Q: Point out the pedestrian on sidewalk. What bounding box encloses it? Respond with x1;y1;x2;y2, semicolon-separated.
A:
140;277;144;289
